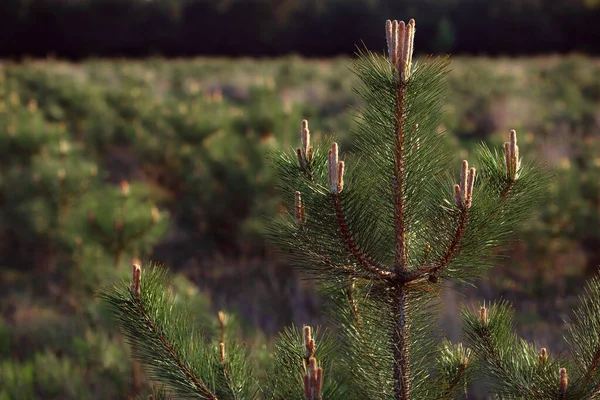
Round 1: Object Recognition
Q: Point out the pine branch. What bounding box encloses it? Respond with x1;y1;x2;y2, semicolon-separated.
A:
462;303;561;399
101;263;259;400
332;194;395;281
135;297;218;400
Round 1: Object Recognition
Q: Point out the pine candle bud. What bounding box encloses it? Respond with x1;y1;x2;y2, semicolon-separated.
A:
218;310;227;328
328;143;345;194
504;129;521;181
385;18;416;81
304;357;323;400
219;342;226;362
218;310;227;343
337;161;345;192
27;99;38;113
115;219;124;231
59;140;69;156
130;263;142;298
304;325;315;359
455;160;476;209
480;306;487;325
151;206;160;223
120;180;130;197
297;119;312;169
559;368;568;398
539;347;548;364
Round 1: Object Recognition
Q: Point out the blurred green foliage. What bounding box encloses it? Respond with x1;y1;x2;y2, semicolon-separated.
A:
0;55;599;397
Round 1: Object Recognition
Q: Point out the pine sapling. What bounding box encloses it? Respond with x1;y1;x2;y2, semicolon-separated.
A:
101;17;600;400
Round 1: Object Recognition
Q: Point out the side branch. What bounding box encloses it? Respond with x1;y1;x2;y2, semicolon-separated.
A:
475;312;537;398
134;298;219;400
332;195;396;281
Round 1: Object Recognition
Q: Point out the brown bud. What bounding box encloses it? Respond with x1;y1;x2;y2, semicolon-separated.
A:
304;325;315;359
88;213;96;225
465;167;476;209
303;374;310;399
301;120;310;158
460;160;468;201
120;181;130;197
151;206;160;223
315;366;323;397
480;306;487;325
218;311;227;328
454;184;462;208
328;143;342;194
130;263;142;298
219;342;226;362
59;140;69;156
115;220;124;231
539;347;548;364
27;99;38;113
559;367;568;398
337;161;345;193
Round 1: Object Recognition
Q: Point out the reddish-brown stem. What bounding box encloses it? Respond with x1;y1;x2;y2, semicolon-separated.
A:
332;195;395;280
392;79;411;400
434;209;469;274
134;299;218;400
392;284;411;398
394;82;408;271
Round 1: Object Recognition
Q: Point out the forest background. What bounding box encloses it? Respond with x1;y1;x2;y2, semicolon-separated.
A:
1;0;600;398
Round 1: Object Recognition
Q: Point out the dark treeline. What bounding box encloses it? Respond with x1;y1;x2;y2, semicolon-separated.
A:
1;0;599;59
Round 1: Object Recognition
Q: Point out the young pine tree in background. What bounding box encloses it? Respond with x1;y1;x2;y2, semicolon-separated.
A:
101;18;600;399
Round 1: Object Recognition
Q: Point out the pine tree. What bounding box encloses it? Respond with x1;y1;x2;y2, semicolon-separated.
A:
101;18;600;399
